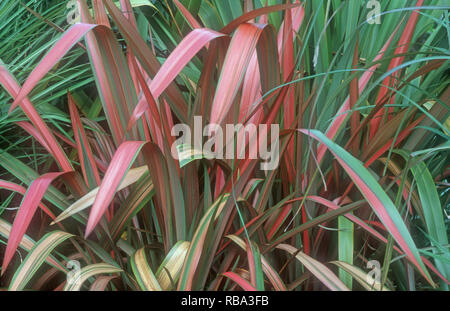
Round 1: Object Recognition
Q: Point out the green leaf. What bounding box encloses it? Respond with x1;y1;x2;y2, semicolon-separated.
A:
299;129;434;287
338;215;354;289
130;247;162;291
396;150;450;283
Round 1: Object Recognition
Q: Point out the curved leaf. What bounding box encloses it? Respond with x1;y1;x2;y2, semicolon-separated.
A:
130;248;162;291
64;263;122;291
9;23;96;113
2;172;67;273
331;261;391;291
85;141;146;237
277;244;349;291
177;194;227;290
128;28;225;128
222;272;257;291
299;129;434;286
52;166;148;225
9;231;73;291
155;241;190;290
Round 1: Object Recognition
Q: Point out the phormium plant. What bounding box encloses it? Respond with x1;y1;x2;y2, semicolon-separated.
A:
0;0;448;291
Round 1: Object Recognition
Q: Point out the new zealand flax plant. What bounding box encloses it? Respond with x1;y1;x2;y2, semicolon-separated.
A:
0;0;448;291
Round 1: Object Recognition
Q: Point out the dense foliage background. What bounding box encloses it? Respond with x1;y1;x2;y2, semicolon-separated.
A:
0;0;448;291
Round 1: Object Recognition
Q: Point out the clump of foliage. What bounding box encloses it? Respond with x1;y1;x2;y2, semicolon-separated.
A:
0;0;449;291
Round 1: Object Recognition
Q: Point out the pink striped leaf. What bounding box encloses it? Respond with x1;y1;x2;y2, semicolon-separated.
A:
210;23;267;126
222;272;257;291
102;0;187;123
0;180;55;220
173;0;202;29
277;244;349;291
0;64;72;172
2;172;67;273
128;28;224;128
369;0;425;137
299;129;434;287
85;141;146;237
9;23;97;113
68;92;101;189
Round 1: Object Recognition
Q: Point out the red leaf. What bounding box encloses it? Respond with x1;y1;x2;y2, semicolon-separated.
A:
210;23;267;126
118;0;139;27
126;55;163;145
2;172;67;273
9;23;97;113
129;28;224;127
68;92;101;188
93;0;111;26
85;141;146;237
102;0;188;123
222;272;257;291
369;0;425;137
318;23;400;162
0;65;72;172
174;0;202;29
0;180;55;220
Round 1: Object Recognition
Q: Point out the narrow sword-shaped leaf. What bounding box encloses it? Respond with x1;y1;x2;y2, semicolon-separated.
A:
2;172;67;273
210;23;266;126
102;0;188;122
85;141;146;237
9;23;96;113
110;172;154;240
128;28;225;128
245;240;265;290
0;63;72;172
79;0;138;144
173;0;202;29
68;92;101;188
177;194;228;290
52;166;148;225
299;129;434;286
